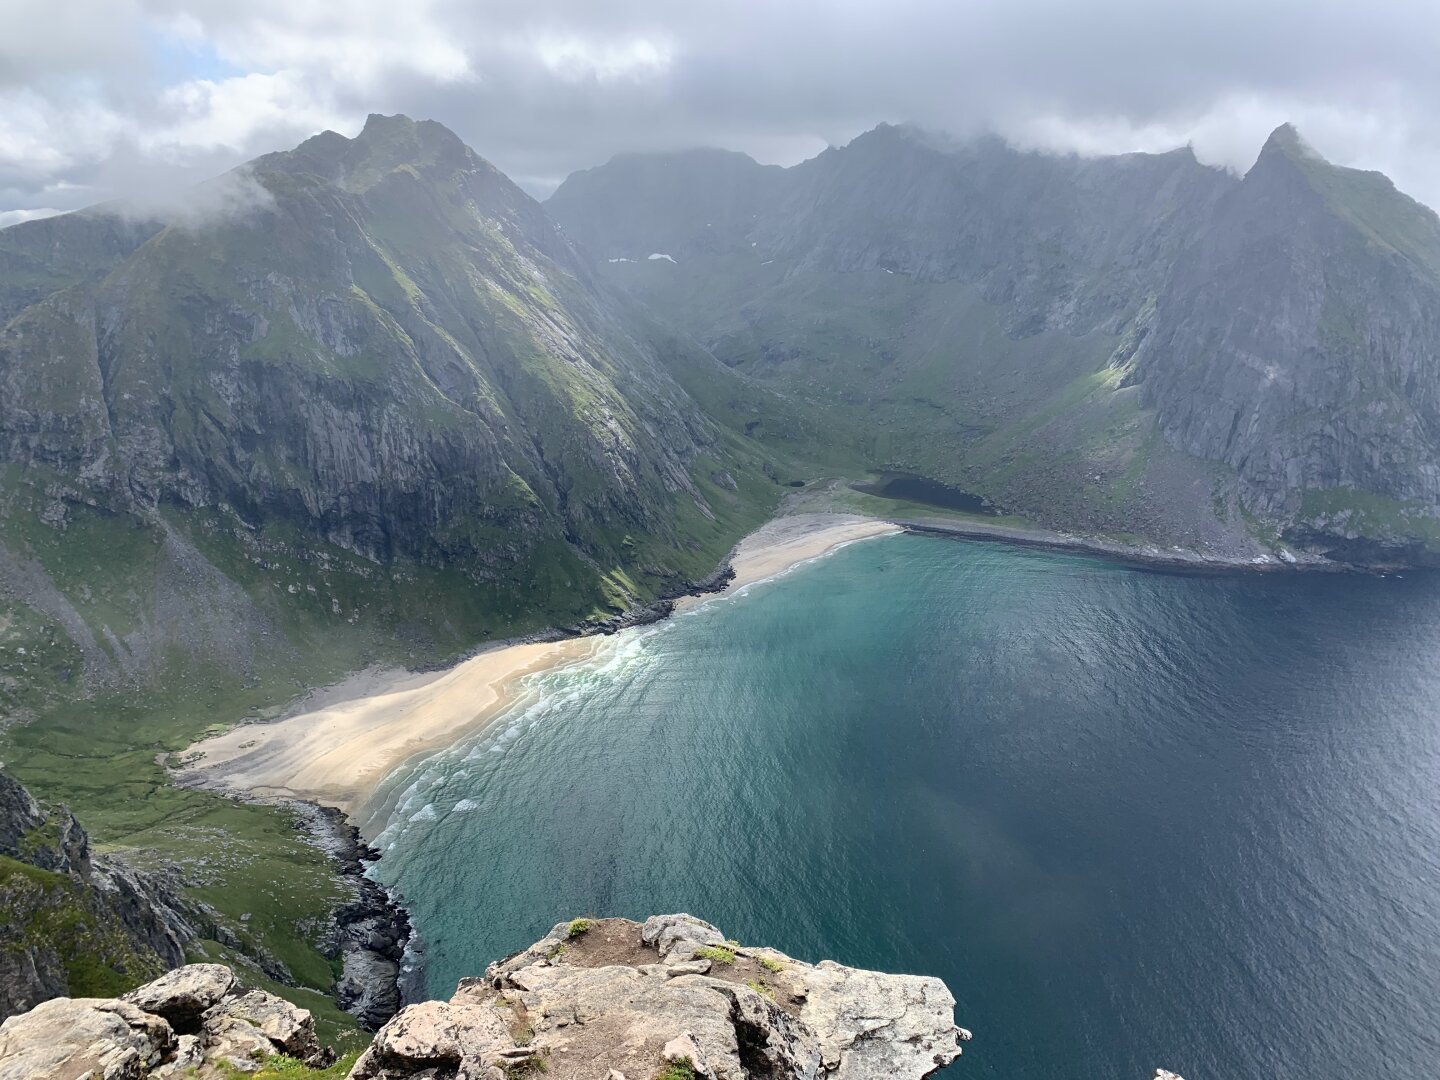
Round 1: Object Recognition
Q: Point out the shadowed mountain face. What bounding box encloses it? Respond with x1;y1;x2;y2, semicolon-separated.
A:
0;115;793;704
1132;126;1440;524
1;115;762;571
549;122;1440;557
0;122;797;1014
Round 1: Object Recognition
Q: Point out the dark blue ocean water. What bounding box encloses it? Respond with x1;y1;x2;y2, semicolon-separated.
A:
369;534;1440;1079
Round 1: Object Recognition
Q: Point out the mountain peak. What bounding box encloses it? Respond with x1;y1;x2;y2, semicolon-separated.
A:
1257;122;1322;164
354;113;467;158
264;113;476;191
360;112;416;135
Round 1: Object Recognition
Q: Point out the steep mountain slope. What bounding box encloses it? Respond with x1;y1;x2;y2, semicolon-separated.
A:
0;209;160;328
1;115;772;602
549;123;1440;558
0;117;794;1031
1132;125;1440;557
0;113;807;732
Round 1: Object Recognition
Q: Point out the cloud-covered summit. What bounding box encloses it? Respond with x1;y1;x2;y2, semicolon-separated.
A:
4;0;1440;221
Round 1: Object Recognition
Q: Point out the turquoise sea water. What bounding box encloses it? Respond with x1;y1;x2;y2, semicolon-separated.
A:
368;534;1440;1079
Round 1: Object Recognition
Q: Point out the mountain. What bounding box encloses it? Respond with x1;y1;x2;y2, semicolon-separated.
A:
1131;125;1440;556
0;115;779;632
0;116;794;1034
548;122;1440;559
0;113;803;722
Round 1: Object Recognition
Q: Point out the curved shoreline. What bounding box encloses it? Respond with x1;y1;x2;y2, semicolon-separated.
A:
890;516;1329;572
173;515;900;834
166;507;1382;1023
172;508;1379;834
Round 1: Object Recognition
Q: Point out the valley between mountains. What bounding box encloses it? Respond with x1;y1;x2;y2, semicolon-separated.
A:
3;112;1440;1038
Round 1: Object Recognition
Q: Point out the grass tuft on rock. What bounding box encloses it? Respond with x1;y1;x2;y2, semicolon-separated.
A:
693;945;736;965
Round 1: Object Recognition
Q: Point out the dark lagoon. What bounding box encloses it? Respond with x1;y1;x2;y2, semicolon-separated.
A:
855;474;1001;515
371;534;1440;1079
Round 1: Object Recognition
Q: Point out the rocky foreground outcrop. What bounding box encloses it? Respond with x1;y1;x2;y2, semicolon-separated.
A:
0;962;331;1079
0;915;970;1079
352;914;970;1080
0;915;1200;1079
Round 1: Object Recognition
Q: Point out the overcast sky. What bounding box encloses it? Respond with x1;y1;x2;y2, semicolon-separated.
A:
4;0;1440;226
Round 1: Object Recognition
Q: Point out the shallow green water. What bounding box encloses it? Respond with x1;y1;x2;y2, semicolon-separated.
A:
370;534;1440;1079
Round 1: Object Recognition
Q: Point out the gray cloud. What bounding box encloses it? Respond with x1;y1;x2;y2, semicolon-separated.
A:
3;0;1440;219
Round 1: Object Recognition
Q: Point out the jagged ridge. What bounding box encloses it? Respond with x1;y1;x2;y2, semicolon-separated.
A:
549;122;1440;560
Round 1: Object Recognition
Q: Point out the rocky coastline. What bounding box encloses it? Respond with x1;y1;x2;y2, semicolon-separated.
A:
287;803;412;1030
895;517;1401;573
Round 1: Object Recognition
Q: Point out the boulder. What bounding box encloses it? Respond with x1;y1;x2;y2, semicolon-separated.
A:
0;997;173;1080
662;1032;716;1078
641;913;729;964
151;1034;204;1078
666;960;713;977
200;1013;276;1071
124;963;235;1030
349;1000;512;1078
205;989;328;1064
797;959;972;1078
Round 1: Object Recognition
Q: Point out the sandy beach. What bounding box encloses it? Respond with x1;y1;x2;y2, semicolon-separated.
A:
175;636;604;820
176;514;900;828
674;514;900;612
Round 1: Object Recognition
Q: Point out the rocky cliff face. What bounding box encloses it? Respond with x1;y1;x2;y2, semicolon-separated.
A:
0;917;1200;1079
1131;126;1440;546
0;768;193;1019
0;915;973;1080
0;113;777;674
549;122;1440;558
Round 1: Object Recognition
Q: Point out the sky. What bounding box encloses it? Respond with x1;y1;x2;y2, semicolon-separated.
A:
4;0;1440;226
